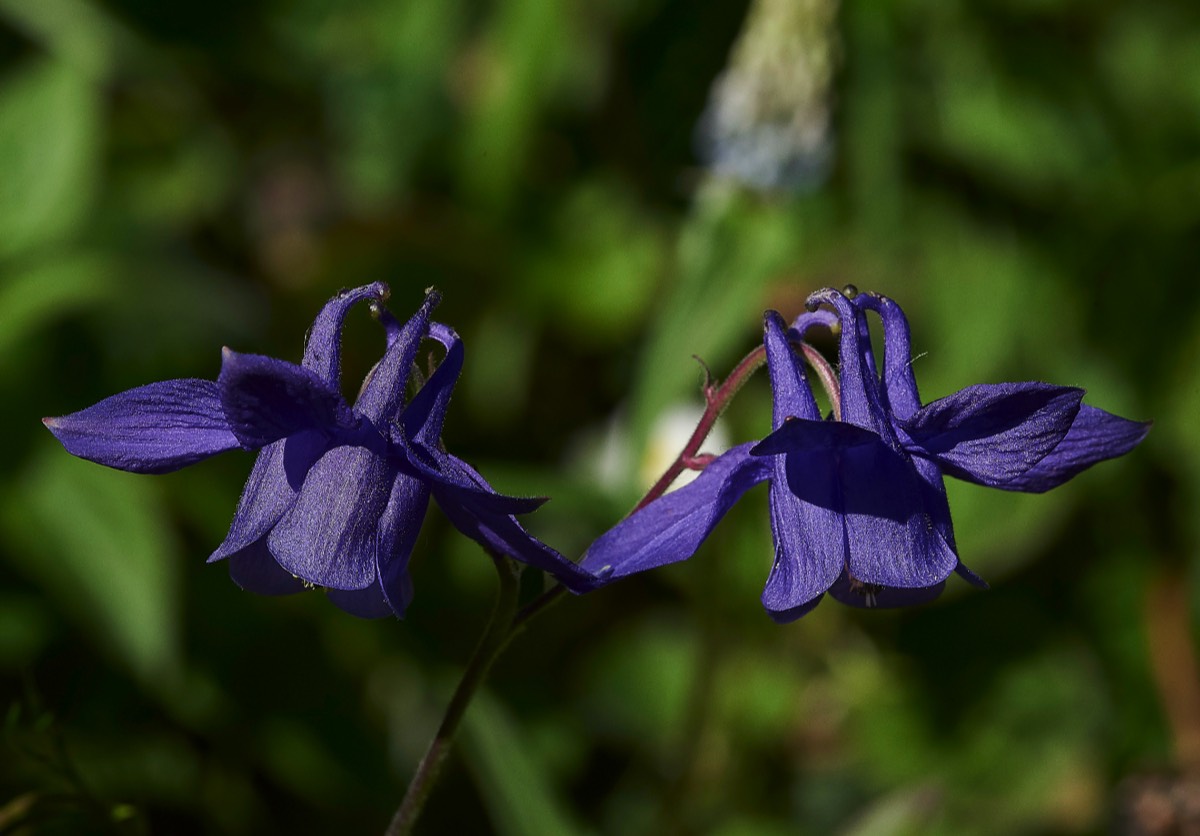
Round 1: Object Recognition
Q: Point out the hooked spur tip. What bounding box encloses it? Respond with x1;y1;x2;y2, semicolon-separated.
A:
804;286;838;311
422;286;443;310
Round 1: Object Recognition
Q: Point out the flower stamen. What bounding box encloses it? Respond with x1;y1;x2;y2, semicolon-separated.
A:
847;575;883;608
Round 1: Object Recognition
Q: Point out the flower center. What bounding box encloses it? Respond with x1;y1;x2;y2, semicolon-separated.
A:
847;576;883;608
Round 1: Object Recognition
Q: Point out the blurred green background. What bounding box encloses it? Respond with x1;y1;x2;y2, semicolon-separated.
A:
1;0;1197;833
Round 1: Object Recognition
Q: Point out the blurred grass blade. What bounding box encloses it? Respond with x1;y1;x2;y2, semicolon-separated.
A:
460;690;587;836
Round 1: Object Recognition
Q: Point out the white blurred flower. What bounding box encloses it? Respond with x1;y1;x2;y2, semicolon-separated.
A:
697;0;841;192
639;403;730;492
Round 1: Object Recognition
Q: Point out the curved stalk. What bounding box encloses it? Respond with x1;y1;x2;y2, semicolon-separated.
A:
385;553;521;836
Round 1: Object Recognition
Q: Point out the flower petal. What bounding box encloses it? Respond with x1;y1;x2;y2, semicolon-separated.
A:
752;417;881;457
326;585;395;618
431;454;598;592
806;289;896;440
991;404;1151;493
900;382;1084;487
788;308;838;336
217;350;353;448
854;293;984;584
267;445;395;590
402;322;463;447
43;379;240;473
395;432;546;516
386;320;547;518
580;442;771;581
760;310;846;620
835;438;959;588
208;430;328;562
853;293;923;420
762;422;959;590
302;282;390;386
762;452;844;621
375;471;431;618
355;290;440;426
807;289;959;588
764;310;822;426
227;540;305;595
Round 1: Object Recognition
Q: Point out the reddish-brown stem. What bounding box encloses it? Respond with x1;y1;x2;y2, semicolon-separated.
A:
633;334;837;511
799;342;840;420
514;335;836;629
513;348;769;630
634;344;768;512
682;453;716;470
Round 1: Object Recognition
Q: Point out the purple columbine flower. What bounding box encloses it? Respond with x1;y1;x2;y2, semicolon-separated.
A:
44;284;596;618
581;287;1149;621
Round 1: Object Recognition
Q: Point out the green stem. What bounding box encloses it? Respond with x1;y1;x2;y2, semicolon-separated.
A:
385;553;522;836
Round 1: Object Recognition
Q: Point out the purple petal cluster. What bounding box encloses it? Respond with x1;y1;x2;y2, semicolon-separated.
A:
44;283;595;618
581;287;1149;620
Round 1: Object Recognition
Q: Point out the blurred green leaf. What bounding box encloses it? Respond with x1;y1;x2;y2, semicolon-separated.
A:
839;650;939;787
0;253;120;368
716;647;805;744
919;29;1094;198
0;56;101;260
257;718;363;808
0;594;53;667
461;308;538;429
945;648;1107;833
117;132;236;228
580;615;697;749
0;444;181;687
524;179;667;345
946;481;1068;581
843;0;901;242
299;0;467;208
0;0;119;79
457;0;603;207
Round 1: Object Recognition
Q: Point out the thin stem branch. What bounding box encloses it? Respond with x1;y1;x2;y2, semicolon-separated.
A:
385;554;522;836
799;342;840;420
635;344;768;513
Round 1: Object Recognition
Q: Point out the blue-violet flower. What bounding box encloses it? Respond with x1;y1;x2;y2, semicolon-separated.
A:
44;284;596;618
581;287;1149;621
